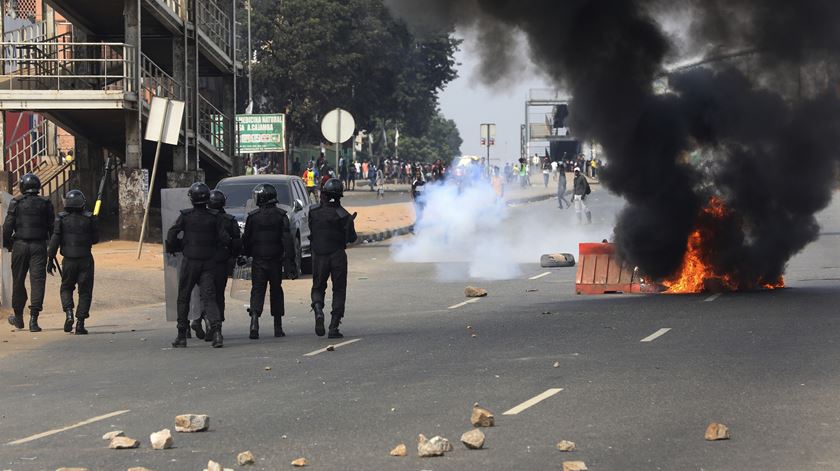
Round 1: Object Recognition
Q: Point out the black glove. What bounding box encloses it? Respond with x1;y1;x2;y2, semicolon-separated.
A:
47;257;58;276
285;261;299;280
236;256;249;267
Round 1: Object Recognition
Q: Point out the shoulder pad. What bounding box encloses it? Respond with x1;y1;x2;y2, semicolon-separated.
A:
248;208;261;216
180;208;194;215
276;207;288;216
336;207;351;218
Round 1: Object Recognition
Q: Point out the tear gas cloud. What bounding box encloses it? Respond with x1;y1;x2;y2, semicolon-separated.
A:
385;0;840;286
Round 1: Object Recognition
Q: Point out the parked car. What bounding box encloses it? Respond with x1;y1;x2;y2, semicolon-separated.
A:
215;175;312;276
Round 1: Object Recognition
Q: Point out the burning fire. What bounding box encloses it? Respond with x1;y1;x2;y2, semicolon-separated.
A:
663;197;784;293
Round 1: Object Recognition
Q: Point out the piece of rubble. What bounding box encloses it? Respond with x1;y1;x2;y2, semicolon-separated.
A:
556;440;576;452
175;414;209;432
206;460;222;471
705;422;730;441
149;429;173;450
389;443;407;457
56;468;89;471
291;458;309;467
102;430;125;440
237;450;256;465
470;404;495;427
264;366;271;371
562;461;588;471
326;345;335;352
465;286;488;298
460;429;485;449
109;436;140;449
553;361;561;368
127;468;155;471
417;434;451;457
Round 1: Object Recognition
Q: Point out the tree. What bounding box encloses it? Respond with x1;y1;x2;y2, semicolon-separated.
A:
396;112;462;163
249;0;460;146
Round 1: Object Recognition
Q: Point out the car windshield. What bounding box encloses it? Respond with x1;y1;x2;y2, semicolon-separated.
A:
216;182;292;208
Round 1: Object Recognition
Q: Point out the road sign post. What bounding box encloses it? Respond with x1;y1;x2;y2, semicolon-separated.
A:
481;123;496;178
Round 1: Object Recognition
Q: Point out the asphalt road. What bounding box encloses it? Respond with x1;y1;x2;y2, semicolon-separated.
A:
2;191;840;471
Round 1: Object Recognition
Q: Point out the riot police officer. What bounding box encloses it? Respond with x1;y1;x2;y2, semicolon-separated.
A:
47;190;99;334
166;182;229;348
309;178;357;339
241;183;296;339
3;173;55;332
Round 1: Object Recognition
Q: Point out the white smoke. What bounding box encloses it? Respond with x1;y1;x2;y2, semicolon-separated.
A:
392;172;616;281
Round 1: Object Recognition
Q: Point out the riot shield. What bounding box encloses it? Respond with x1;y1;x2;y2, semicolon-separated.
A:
161;188;201;322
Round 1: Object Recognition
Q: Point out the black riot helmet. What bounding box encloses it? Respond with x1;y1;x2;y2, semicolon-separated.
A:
322;178;344;198
19;173;41;195
208;190;226;210
188;182;211;205
63;189;86;211
253;183;278;206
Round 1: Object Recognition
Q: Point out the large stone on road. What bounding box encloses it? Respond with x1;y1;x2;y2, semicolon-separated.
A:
175;414;209;432
149;429;173;450
237;450;256;465
127;468;155;471
109;436;140;449
464;286;488;297
291;457;309;467
389;443;407;457
102;430;124;440
705;422;730;441
56;468;89;471
417;434;451;457
460;429;485;449
470;404;495;427
563;461;588;471
205;460;222;471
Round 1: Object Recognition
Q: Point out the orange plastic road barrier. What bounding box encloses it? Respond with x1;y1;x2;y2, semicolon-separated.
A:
575;243;646;295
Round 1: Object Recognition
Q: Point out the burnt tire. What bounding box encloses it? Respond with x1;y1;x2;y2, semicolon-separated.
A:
540;253;576;268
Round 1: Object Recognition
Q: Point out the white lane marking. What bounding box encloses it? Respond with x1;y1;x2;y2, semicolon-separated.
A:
303;338;362;357
640;328;672;343
529;272;551;280
7;410;130;445
448;298;481;310
704;293;722;302
503;388;563;415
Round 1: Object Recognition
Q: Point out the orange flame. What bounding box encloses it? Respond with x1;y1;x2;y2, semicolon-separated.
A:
663;197;784;293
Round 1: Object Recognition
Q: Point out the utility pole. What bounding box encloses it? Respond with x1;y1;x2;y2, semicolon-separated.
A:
247;0;253;110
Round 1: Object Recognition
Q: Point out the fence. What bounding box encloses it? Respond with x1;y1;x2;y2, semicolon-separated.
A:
199;94;229;154
196;0;232;58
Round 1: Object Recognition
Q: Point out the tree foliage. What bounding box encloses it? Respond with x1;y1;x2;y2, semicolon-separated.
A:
249;0;460;145
397;112;462;163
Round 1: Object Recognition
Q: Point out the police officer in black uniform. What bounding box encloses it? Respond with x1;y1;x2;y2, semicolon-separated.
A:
241;183;296;339
3;173;55;332
309;178;357;339
47;190;99;334
166;182;229;348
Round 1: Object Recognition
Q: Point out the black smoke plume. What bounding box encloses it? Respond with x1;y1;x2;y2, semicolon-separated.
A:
385;0;840;287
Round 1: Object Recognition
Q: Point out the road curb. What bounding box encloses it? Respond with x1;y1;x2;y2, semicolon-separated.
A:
352;224;415;246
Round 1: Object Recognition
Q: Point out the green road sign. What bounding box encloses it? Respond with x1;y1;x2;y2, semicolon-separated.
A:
237;114;285;153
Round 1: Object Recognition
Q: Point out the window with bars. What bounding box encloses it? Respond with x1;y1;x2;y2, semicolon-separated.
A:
5;0;38;20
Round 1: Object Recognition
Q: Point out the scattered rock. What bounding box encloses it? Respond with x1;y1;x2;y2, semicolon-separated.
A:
389;443;407;457
264;366;271;371
326;345;335;352
291;458;308;467
563;461;588;471
705;422;730;441
465;286;488;298
470;404;495;427
109;436;140;449
553;362;561;368
460;429;485;449
206;460;222;471
556;440;576;452
526;289;539;292
127;468;155;471
102;430;125;440
471;334;477;338
149;429;173;450
56;468;89;471
237;451;255;465
417;434;451;457
175;414;209;432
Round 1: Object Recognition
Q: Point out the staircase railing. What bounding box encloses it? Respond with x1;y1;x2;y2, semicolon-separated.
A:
3;20;48;43
40;160;74;205
140;53;184;104
198;94;229;154
6;117;49;188
196;0;232;58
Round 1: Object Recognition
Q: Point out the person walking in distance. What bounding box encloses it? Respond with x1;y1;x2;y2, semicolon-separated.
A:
557;168;571;209
572;167;592;224
47;190;99;334
166;182;229;348
242;184;297;339
309;179;357;339
3;173;54;332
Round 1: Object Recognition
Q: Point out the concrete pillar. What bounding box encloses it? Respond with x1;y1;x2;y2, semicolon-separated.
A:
166;169;204;189
0;2;8;193
223;76;242;176
117;168;147;240
73;138;101;202
124;0;141;169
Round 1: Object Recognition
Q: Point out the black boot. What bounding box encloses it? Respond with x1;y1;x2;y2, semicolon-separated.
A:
191;318;206;340
249;309;260;340
273;316;285;337
203;318;213;342
586;211;592;224
328;315;344;339
64;309;75;333
75;318;88;335
7;311;23;329
211;325;224;348
29;310;41;333
171;329;188;348
313;304;326;337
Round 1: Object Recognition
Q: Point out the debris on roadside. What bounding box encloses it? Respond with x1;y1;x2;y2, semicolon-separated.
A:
237;451;255;465
705;422;730;441
56;468;89;471
417;434;452;457
291;457;309;467
464;286;488;298
553;362;561;368
205;460;222;471
470;404;495;427
175;414;209;432
460;429;485;449
102;430;125;440
541;253;576;268
389;443;407;457
326;345;336;351
149;429;173;450
562;461;588;471
526;289;538;292
127;467;154;471
556;440;576;451
109;436;140;449
264;366;271;371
